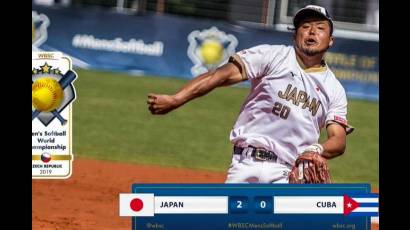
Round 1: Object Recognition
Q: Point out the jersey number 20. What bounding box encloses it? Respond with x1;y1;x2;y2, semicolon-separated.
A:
272;102;290;119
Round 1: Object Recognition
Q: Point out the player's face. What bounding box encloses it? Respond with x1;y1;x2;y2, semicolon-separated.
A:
294;17;334;56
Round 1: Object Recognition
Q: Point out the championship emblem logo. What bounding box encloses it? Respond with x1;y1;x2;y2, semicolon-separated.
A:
187;26;238;76
32;11;50;50
32;52;77;179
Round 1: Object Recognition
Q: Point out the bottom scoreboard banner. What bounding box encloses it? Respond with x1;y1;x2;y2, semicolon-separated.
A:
119;184;378;230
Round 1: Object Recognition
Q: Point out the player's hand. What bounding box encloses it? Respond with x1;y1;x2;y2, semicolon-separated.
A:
147;93;179;115
288;151;331;184
298;144;324;178
302;144;324;155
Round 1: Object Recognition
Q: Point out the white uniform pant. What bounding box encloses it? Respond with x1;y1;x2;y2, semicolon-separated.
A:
225;153;292;183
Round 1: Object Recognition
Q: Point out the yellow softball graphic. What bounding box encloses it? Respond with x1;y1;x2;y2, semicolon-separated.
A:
32;77;64;112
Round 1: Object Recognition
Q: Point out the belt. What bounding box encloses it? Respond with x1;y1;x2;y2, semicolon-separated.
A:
233;146;278;162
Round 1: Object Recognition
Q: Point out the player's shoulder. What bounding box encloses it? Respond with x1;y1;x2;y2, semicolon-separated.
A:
325;68;347;96
326;68;343;86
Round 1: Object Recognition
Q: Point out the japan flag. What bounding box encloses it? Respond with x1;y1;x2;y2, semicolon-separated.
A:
119;193;154;216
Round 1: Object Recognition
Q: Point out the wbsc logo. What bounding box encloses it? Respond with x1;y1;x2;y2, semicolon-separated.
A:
187;27;238;76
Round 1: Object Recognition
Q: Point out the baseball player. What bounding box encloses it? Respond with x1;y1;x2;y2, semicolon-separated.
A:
147;5;354;183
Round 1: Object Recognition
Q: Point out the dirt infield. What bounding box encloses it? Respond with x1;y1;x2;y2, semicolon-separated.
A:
32;158;378;230
32;158;226;230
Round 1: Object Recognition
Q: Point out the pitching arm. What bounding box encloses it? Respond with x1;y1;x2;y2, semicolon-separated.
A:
147;62;244;115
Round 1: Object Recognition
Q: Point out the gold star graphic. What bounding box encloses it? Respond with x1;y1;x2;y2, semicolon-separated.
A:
32;69;38;75
40;63;51;73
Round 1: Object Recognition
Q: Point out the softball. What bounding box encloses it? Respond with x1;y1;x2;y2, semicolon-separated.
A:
200;40;223;64
32;77;64;112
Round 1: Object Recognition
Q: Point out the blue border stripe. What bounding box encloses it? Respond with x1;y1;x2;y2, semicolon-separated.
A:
349;212;378;217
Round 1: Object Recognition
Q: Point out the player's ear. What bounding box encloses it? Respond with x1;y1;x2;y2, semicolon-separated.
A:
288;26;297;41
328;36;334;48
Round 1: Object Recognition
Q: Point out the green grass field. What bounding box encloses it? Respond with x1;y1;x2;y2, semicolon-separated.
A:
73;69;379;188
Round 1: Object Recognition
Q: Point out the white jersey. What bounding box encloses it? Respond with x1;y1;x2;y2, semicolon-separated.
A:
229;45;353;165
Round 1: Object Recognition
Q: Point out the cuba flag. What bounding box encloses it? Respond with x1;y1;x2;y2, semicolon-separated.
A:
344;194;379;216
119;193;154;216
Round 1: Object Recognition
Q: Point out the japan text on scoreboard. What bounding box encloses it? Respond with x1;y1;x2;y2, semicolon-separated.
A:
119;184;378;230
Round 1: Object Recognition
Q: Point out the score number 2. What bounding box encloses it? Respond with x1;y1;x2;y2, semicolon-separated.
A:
237;200;242;208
